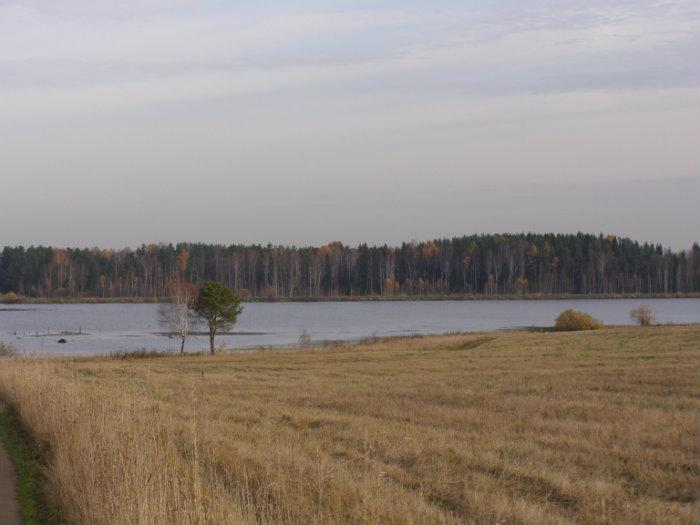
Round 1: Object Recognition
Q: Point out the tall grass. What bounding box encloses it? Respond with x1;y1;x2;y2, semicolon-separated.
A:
0;326;698;524
0;360;250;524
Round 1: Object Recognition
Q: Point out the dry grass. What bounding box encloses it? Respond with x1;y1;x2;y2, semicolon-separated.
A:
0;326;699;524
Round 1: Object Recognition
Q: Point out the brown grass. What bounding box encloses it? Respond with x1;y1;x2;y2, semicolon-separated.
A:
0;326;699;524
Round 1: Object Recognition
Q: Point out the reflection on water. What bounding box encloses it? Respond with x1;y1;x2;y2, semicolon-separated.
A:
0;299;698;355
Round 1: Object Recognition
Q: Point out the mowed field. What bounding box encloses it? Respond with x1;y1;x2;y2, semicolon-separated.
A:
0;326;698;524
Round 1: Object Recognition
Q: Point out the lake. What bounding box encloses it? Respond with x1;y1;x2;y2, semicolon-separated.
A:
1;299;698;355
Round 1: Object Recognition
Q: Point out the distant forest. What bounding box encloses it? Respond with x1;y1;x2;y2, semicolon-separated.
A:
1;234;699;299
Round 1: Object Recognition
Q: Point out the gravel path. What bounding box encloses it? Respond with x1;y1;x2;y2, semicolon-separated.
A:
0;442;20;525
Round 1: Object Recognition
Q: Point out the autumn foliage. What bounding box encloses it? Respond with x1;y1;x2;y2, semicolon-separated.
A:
554;309;604;331
0;327;697;524
1;235;699;299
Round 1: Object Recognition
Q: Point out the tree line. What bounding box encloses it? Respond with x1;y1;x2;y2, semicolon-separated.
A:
1;233;699;299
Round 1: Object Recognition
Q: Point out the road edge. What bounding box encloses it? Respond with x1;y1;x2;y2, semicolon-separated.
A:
0;402;58;525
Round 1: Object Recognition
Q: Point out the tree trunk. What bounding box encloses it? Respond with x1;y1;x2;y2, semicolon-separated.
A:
180;336;186;356
209;330;215;355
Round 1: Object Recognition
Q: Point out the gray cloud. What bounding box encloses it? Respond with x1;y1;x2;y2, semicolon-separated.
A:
0;1;698;248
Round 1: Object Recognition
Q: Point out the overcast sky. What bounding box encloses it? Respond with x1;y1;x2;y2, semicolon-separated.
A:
1;0;698;249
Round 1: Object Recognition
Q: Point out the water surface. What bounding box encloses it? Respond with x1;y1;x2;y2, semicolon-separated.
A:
1;299;698;355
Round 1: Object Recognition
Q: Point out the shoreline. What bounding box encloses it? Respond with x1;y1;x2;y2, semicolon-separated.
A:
4;292;700;305
9;323;700;359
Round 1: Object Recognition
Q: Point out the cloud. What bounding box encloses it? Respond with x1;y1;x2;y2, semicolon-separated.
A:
0;1;698;247
1;1;698;86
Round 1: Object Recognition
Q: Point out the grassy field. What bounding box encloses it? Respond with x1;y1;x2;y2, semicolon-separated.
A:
0;326;698;524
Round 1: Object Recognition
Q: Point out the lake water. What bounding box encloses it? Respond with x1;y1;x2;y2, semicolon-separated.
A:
0;299;698;355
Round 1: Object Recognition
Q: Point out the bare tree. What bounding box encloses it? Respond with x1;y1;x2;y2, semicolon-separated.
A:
630;304;656;326
298;329;312;349
160;279;198;354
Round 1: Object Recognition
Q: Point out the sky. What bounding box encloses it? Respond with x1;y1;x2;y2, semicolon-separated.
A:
0;0;698;249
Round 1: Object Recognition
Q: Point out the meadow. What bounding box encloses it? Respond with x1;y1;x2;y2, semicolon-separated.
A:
0;325;698;524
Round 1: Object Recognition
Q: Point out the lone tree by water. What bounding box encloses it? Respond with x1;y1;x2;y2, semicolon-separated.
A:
159;279;198;355
194;281;243;354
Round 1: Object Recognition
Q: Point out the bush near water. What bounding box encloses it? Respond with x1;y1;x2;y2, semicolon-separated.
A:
554;309;603;331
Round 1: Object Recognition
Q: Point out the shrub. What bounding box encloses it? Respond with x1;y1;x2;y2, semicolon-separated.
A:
554;309;603;331
630;305;655;326
0;341;19;357
298;330;313;348
0;292;20;304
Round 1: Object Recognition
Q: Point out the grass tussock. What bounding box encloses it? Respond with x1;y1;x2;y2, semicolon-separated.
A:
107;348;177;360
0;326;698;524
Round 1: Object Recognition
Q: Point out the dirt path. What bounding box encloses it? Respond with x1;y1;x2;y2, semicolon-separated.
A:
0;442;20;525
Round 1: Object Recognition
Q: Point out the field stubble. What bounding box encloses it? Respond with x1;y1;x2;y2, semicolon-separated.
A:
0;326;698;524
